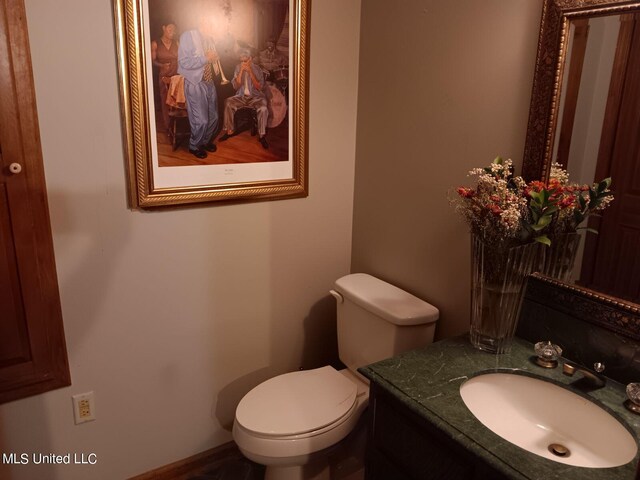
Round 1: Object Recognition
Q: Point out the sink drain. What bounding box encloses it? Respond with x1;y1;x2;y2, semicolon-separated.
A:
548;443;571;457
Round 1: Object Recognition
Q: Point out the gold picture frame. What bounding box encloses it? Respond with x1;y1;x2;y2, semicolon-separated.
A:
113;0;309;208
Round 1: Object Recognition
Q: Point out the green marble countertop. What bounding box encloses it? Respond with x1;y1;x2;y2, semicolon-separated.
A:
359;335;640;480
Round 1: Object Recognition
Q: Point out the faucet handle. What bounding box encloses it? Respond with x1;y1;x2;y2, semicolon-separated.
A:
534;341;563;369
624;383;640;415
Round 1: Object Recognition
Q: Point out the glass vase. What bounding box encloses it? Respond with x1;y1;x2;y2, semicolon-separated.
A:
470;235;541;354
540;232;582;283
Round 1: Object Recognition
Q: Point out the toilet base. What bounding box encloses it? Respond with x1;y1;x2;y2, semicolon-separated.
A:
241;413;368;480
265;458;329;480
240;445;332;480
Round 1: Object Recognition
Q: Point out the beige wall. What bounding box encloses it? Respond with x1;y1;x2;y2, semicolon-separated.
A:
351;0;542;339
0;0;547;476
0;1;361;479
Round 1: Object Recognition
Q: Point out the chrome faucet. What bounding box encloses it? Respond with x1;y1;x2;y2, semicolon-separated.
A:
562;362;606;388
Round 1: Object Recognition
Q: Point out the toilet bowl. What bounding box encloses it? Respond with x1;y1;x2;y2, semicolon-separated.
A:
232;274;439;480
233;367;368;480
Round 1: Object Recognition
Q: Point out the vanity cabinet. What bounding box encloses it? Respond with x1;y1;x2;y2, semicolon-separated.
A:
361;336;640;480
365;381;508;480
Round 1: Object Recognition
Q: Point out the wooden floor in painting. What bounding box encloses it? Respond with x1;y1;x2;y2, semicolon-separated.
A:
156;116;288;167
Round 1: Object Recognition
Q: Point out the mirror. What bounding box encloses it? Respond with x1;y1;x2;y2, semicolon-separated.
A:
523;0;640;309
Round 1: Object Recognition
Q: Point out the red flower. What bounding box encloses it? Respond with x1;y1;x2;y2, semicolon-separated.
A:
525;181;546;196
548;178;563;192
457;187;475;198
559;196;575;208
489;204;503;215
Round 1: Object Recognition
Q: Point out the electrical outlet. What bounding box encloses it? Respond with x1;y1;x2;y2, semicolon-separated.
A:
72;391;96;424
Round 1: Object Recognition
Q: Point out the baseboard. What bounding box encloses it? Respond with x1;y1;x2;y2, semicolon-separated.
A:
128;441;242;480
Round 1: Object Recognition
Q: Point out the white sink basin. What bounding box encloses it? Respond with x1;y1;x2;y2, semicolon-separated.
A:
460;372;638;468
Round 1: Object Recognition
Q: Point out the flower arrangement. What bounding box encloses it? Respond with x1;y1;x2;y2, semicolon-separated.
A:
453;157;613;246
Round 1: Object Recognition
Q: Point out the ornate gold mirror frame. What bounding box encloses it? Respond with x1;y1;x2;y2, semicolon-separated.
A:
522;0;640;333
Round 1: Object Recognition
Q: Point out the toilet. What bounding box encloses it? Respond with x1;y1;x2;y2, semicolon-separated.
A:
232;273;439;480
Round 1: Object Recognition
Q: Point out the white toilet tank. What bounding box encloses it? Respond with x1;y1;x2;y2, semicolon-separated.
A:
331;273;439;374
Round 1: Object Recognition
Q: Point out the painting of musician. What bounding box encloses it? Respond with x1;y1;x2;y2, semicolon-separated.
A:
147;0;290;167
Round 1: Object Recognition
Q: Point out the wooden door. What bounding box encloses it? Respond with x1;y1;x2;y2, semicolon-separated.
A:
0;0;70;403
580;14;640;303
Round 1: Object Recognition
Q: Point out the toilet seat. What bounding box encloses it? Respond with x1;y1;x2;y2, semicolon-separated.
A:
235;366;358;438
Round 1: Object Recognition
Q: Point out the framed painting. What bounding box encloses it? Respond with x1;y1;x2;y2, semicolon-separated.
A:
113;0;309;208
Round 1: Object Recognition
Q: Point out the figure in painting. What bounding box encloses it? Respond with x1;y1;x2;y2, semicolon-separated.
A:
257;36;289;98
151;21;179;134
177;17;220;159
218;49;269;149
257;37;287;71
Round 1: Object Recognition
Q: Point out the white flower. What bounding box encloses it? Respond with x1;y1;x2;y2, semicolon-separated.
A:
550;162;570;185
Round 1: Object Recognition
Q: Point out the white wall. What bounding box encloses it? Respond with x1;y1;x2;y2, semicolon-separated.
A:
351;0;542;339
0;1;361;479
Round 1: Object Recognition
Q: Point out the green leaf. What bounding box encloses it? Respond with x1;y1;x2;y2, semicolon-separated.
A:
598;178;612;192
578;195;587;209
542;189;550;203
531;210;540;223
537;215;553;228
493;156;503;165
530;213;553;232
534;235;552;246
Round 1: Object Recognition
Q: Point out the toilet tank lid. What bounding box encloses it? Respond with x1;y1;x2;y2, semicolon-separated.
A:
334;273;439;326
